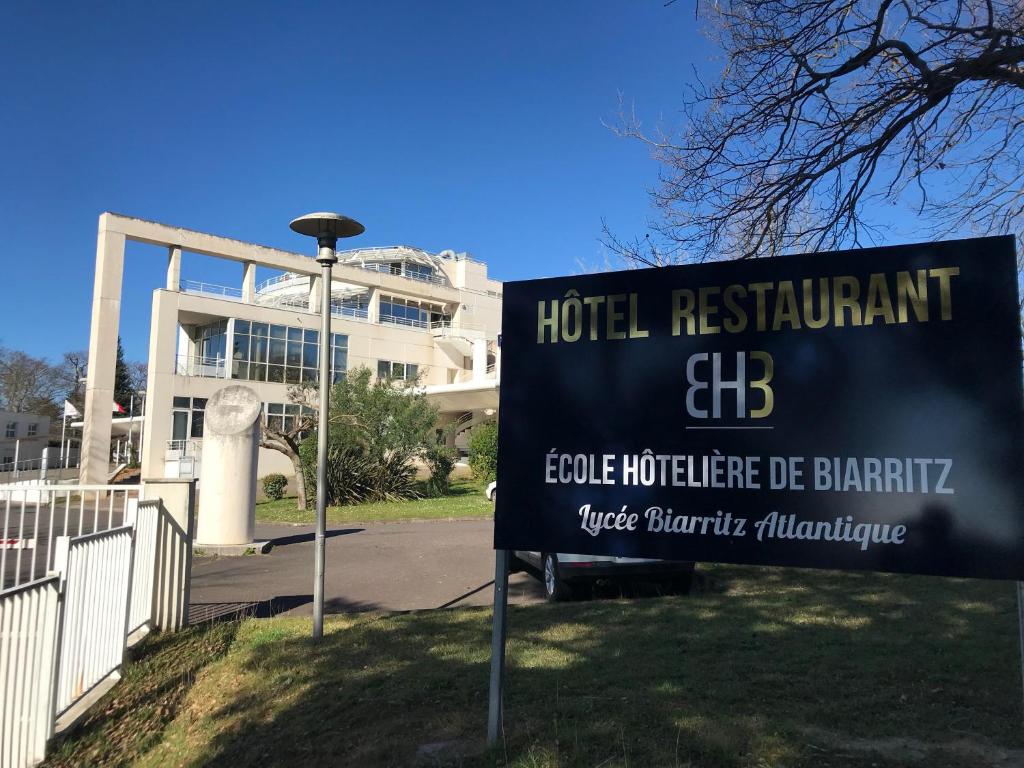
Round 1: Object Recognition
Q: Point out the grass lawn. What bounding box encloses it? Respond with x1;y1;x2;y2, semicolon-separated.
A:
255;478;491;524
45;564;1022;767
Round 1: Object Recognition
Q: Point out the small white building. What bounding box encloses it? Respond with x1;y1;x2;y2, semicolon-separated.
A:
0;412;52;472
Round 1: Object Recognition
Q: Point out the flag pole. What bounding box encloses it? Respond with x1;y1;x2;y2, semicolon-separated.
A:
59;412;67;466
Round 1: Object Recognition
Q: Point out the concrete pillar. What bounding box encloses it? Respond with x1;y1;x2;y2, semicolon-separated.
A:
141;291;180;479
472;338;488;382
195;385;261;546
166;246;181;290
141;478;195;630
308;275;321;312
242;261;256;303
368;288;381;323
495;342;502;379
81;215;126;485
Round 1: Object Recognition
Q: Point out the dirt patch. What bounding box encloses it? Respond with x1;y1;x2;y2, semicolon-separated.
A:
802;726;1024;767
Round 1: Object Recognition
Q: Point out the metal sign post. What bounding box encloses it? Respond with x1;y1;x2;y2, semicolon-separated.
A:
487;549;510;748
1018;582;1024;719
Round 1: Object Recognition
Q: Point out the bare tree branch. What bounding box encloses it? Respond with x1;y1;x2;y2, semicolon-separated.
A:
609;0;1024;264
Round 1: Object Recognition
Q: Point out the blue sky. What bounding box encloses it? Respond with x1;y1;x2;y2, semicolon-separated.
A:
0;2;719;363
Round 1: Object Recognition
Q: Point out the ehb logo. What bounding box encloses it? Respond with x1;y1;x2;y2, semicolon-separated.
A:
685;351;774;420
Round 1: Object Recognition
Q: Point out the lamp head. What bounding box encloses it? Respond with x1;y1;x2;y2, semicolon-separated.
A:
290;212;365;262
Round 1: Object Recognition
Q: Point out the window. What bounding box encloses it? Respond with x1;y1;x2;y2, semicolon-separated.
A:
170;397;207;440
196;321;227;362
377;360;419;381
264;402;314;435
379;296;430;329
26;423;37;437
404;263;435;282
231;319;348;384
5;422;15;438
331;293;369;320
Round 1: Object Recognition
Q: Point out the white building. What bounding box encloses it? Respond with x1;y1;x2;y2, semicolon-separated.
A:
79;214;501;485
0;412;52;473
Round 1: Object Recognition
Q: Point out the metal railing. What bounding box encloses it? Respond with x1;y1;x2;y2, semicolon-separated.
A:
0;574;60;768
331;302;370;321
0;485;141;591
179;280;244;301
255;271;303;293
355;261;449;287
174;355;227;378
380;313;429;330
430;319;485;335
166;439;199;454
0;460;77;479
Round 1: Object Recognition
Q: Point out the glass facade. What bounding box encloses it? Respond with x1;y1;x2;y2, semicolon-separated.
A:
379;296;449;329
377;360;419;381
404;263;434;281
231;319;347;384
331;293;369;320
197;321;227;362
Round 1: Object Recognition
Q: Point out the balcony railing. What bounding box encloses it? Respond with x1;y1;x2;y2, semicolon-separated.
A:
354;261;449;287
175;356;227;378
255;272;304;294
430;320;485;336
380;314;429;330
179;280;244;301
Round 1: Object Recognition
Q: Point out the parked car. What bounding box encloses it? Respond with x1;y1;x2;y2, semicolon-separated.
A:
486;484;694;600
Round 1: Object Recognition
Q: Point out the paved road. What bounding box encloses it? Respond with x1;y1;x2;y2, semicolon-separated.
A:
189;519;546;621
2;493;134;588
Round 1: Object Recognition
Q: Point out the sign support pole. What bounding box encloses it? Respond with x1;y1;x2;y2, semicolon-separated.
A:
487;548;510;748
1017;582;1024;720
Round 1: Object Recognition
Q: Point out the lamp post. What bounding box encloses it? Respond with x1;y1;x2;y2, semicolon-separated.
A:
289;212;365;640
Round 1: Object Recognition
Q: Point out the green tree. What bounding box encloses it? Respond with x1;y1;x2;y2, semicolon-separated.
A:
467;421;498;483
292;367;440;508
328;366;438;466
113;337;137;414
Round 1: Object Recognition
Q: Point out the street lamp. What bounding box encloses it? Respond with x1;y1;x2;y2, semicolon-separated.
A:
289;212;365;640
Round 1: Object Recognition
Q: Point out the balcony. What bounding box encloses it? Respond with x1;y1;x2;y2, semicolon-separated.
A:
380;313;429;330
175;356;227;379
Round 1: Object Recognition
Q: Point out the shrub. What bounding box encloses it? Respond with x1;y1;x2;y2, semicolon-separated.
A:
467;421;498;482
424;445;457;496
261;473;288;501
299;436;419;507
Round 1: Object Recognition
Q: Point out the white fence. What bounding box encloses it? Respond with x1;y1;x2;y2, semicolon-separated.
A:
0;486;181;768
126;501;160;637
0;576;60;768
1;485;141;592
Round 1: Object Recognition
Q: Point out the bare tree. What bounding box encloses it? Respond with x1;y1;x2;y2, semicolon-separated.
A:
259;382;317;510
128;362;148;400
59;350;89;406
0;348;63;415
610;0;1024;265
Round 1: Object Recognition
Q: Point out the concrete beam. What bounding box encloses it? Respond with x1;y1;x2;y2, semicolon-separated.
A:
101;212;460;303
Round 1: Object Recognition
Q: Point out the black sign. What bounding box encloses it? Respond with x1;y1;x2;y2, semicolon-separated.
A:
494;237;1024;580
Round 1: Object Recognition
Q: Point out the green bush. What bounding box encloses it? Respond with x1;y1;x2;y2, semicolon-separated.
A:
424;445;457;496
261;473;288;501
467;421;498;482
299;436;419;507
